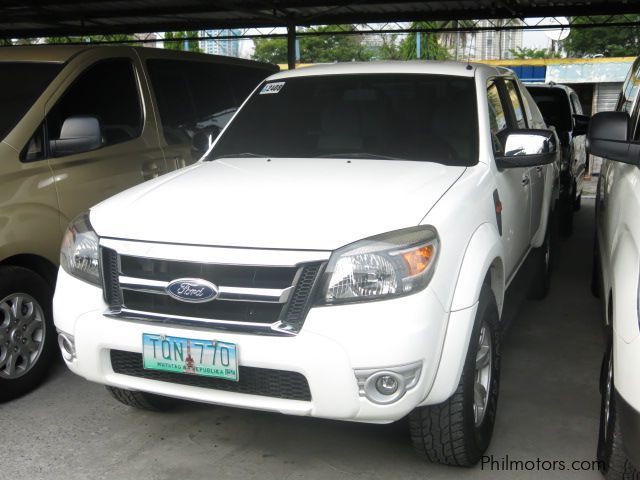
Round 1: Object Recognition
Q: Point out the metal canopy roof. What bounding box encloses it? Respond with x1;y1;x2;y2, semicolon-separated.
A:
1;1;640;39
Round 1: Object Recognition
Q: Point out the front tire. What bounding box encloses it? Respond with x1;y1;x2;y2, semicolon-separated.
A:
106;386;178;412
598;344;640;479
409;284;501;467
0;266;55;402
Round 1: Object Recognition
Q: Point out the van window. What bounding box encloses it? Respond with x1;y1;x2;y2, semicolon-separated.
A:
46;58;142;151
0;62;62;141
147;59;239;146
208;74;479;166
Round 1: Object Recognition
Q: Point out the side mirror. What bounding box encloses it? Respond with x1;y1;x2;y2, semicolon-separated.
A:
587;111;640;165
50;115;102;157
572;114;590;136
192;126;221;155
496;129;558;169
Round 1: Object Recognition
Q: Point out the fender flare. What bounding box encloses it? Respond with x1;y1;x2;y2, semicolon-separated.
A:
421;222;504;405
450;222;505;314
610;226;640;344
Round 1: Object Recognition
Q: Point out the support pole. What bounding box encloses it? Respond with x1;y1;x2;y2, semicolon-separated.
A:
287;24;296;70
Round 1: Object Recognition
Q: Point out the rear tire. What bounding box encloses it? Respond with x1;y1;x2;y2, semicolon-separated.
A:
597;344;640;479
409;284;501;467
558;195;574;237
529;213;552;300
0;266;55;403
574;192;582;211
106;386;178;412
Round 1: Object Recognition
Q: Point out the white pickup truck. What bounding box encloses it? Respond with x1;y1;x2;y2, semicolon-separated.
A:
53;62;559;467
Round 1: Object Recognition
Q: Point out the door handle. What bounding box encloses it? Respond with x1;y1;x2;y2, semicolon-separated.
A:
522;175;530;186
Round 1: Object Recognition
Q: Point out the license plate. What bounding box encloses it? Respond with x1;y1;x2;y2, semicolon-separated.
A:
142;334;238;381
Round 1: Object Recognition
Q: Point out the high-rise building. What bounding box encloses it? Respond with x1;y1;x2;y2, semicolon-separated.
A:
199;29;241;57
472;19;524;60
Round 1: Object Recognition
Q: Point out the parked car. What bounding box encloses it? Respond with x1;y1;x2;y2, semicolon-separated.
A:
589;57;640;479
527;83;590;236
0;45;276;402
54;62;559;467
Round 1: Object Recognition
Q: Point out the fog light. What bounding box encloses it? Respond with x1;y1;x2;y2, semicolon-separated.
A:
376;375;399;395
57;332;76;362
355;362;422;405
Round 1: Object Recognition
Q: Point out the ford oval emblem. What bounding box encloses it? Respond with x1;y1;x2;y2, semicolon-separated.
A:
166;278;219;303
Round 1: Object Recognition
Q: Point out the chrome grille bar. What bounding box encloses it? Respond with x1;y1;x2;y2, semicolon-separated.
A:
118;275;294;303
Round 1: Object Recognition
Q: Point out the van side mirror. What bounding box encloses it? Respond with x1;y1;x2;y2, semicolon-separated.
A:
495;129;558;169
587;111;640;165
573;114;590;136
50;115;103;157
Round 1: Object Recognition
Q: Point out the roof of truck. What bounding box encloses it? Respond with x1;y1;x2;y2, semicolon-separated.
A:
268;60;506;80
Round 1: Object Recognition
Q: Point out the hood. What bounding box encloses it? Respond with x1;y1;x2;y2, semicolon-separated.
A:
91;158;465;251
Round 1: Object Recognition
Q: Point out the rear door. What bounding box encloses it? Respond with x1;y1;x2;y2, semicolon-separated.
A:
43;50;166;230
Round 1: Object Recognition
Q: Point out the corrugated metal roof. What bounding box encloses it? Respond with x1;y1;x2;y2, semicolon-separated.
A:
1;1;638;39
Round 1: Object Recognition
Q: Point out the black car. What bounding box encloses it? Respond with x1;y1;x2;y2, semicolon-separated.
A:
527;83;590;236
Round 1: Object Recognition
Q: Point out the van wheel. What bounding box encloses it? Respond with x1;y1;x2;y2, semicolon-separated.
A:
0;266;55;402
529;214;552;300
409;284;500;467
106;386;178;411
597;344;640;479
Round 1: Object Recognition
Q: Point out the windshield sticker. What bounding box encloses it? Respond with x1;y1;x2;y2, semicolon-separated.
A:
260;82;285;95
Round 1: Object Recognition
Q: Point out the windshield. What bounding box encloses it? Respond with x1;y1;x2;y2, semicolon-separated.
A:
207;73;478;166
0;62;63;141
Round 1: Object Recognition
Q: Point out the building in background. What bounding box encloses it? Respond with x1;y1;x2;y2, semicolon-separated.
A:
472;19;524;60
134;32;161;48
199;29;241;57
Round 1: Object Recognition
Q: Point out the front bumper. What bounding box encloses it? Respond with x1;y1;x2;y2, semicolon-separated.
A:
54;268;474;423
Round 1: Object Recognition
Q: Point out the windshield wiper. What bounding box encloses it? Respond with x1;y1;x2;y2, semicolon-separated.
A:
315;152;405;161
207;152;268;161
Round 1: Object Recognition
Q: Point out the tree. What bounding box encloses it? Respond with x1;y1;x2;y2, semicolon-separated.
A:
564;16;640;57
400;22;450;60
252;25;374;64
509;46;560;59
46;34;134;44
163;31;201;52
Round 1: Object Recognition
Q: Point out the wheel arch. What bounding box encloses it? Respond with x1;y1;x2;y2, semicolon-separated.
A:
450;222;505;316
0;254;58;289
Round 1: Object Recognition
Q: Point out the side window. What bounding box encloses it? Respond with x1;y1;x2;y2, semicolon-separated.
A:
21;123;46;162
505;80;527;129
570;93;583;115
46;58;142;151
147;59;237;147
487;81;507;154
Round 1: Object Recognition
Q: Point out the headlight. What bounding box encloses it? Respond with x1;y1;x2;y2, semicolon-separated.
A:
60;212;100;286
318;226;439;305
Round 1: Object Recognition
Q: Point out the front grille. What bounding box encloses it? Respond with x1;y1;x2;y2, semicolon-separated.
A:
110;350;312;401
120;256;297;289
101;246;325;333
101;247;121;308
282;263;323;329
122;290;283;324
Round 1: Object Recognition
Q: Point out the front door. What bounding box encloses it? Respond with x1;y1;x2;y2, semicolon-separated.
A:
43;51;167;231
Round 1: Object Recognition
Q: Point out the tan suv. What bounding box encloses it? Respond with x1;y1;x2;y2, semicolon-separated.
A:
0;45;276;401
